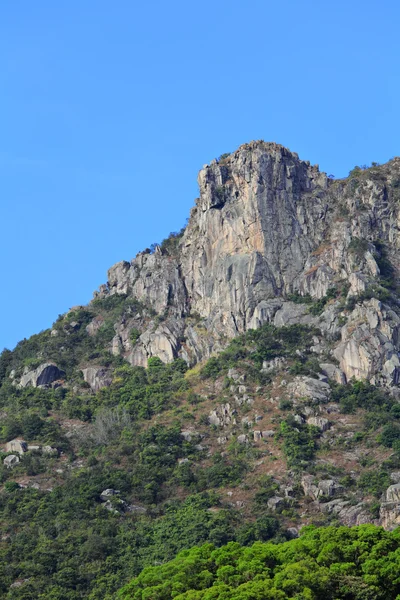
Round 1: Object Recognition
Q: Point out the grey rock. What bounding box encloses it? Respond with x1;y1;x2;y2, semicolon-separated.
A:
317;479;344;497
90;143;400;389
287;527;299;538
100;488;120;501
267;496;284;511
383;483;400;502
261;430;275;438
261;357;287;373
228;368;243;381
82;367;112;392
86;316;105;336
319;363;346;384
301;475;343;500
181;430;197;442
102;500;119;513
287;377;331;403
307;416;330;431
320;498;371;526
3;455;19;468
380;499;400;530
19;363;65;388
334;299;400;386
5;439;27;455
209;403;236;427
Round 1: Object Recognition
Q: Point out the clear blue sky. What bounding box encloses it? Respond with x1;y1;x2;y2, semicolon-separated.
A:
1;0;399;350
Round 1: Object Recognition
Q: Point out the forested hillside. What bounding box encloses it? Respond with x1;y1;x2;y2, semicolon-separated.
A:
1;141;400;598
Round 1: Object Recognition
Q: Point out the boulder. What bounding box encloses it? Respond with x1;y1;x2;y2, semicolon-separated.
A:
208;403;236;427
261;357;287;373
320;498;371;526
287;377;331;403
3;454;19;468
261;430;275;438
181;430;197;442
301;475;343;500
227;368;244;382
253;430;262;442
82;367;112;392
19;363;65;388
5;439;27;455
86;316;105;336
267;496;284;511
307;416;330;431
100;488;120;501
383;483;400;503
319;363;346;384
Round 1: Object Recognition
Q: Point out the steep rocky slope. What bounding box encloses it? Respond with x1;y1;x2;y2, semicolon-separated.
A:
2;140;400;598
94;141;400;386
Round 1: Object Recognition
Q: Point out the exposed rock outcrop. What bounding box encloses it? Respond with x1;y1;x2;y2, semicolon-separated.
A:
91;141;400;387
82;367;112;392
380;484;400;529
19;363;65;388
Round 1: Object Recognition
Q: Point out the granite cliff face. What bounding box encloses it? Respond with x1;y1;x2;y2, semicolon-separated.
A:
93;141;400;387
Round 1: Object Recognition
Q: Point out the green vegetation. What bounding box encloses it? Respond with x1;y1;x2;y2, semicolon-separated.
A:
288;284;349;316
214;186;226;205
278;418;320;468
308;286;338;316
348;237;369;259
118;525;400;600
160;225;187;256
1;265;400;599
0;295;145;382
201;323;319;381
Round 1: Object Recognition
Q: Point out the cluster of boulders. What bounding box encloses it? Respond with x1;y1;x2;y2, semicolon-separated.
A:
3;439;57;469
99;489;147;514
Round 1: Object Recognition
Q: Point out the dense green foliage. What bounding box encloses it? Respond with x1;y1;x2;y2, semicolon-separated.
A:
64;357;190;422
118;525;400;600
278;418;320;468
0;296;146;383
2;286;400;599
0;470;282;599
201;323;320;380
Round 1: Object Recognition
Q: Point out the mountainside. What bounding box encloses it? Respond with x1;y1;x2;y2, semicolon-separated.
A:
95;141;400;385
1;140;400;599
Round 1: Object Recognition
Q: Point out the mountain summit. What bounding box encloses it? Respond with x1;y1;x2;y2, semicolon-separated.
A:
94;141;400;386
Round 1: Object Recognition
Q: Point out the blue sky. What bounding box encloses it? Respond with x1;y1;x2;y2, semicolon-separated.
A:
1;0;399;350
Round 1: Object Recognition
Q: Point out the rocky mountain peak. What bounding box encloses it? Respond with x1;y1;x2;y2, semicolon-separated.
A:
90;141;400;387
